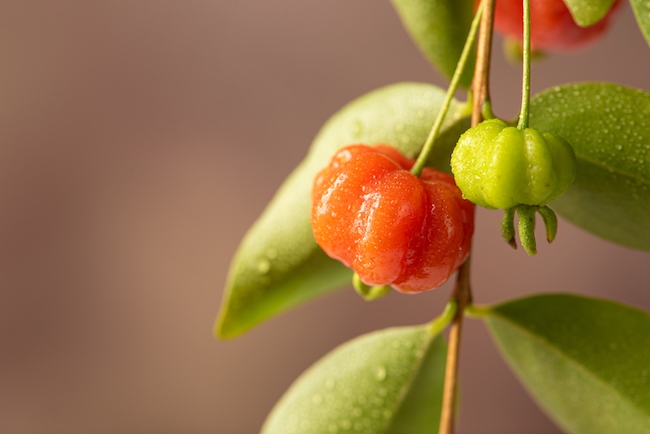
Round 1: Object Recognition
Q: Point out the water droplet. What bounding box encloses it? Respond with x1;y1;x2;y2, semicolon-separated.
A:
374;365;387;382
325;378;336;390
340;419;352;430
257;259;271;274
266;249;278;260
312;393;323;405
353;121;363;138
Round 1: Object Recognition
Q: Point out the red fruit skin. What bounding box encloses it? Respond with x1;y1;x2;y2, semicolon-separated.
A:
311;144;474;294
492;0;622;52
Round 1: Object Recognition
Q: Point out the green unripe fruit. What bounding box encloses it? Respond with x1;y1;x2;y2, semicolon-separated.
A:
450;118;576;210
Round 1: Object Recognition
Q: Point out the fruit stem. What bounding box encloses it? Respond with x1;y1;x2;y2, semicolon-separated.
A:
517;0;531;130
410;0;484;177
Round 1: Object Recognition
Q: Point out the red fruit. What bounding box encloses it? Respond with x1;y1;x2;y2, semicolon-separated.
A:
311;144;474;294
492;0;622;52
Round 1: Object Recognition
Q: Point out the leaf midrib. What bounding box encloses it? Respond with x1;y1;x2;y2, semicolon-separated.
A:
488;311;650;423
379;330;441;434
574;150;650;188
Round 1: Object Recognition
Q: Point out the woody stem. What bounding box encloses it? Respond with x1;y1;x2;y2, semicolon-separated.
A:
438;0;495;433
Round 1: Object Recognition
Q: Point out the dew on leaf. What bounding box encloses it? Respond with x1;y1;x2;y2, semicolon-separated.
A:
256;259;271;274
352;120;363;138
374;365;387;382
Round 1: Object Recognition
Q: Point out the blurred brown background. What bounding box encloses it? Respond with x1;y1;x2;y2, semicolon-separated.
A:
0;1;648;433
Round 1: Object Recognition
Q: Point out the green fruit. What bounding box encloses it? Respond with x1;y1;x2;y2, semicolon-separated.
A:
450;118;576;210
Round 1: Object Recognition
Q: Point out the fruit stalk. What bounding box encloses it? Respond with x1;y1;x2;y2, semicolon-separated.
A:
517;0;531;130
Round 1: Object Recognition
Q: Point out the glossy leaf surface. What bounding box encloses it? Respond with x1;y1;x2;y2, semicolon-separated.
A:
529;83;650;251
261;325;447;434
485;293;650;434
630;0;650;46
562;0;618;26
391;0;475;88
216;83;468;338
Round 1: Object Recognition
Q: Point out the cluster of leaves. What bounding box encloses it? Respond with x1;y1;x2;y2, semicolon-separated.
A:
217;0;650;432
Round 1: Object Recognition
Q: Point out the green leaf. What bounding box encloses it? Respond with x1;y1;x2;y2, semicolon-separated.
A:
261;325;447;434
529;83;650;252
562;0;617;27
391;0;476;88
630;0;650;46
484;293;650;434
215;82;469;338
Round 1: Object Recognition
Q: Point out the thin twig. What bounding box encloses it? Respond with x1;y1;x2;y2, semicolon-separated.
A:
411;2;484;176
